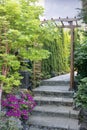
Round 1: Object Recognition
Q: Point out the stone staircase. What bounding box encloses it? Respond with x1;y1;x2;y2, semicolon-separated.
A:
28;74;80;130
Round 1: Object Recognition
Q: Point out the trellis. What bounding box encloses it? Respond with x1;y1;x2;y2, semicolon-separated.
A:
41;17;81;90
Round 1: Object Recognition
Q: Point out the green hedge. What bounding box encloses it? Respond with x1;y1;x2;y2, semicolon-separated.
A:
40;24;70;78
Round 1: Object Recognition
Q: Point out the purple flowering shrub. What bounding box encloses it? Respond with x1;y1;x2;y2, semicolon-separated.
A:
1;92;36;121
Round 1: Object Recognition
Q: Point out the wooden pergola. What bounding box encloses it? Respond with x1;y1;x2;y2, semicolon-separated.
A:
41;17;81;90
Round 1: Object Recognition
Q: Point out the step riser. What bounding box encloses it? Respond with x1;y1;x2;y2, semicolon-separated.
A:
32;111;78;119
29;124;77;130
41;81;70;86
34;91;73;98
35;100;73;106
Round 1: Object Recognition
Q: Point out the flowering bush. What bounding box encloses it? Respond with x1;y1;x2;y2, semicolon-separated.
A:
2;92;36;121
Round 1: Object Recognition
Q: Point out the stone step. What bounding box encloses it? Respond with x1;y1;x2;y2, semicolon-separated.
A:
29;127;42;130
41;80;70;86
33;86;74;98
28;115;80;130
32;105;79;119
34;96;73;106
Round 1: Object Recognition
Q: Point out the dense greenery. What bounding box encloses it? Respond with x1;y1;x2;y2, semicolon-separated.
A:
75;77;87;108
40;24;70;78
74;41;87;79
40;25;81;78
74;37;87;111
0;0;50;93
0;1;50;128
74;0;87;81
80;0;87;24
74;0;87;112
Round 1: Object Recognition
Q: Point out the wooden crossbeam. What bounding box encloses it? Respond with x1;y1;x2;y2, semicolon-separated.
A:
41;17;80;23
41;22;80;28
51;25;80;28
41;17;81;28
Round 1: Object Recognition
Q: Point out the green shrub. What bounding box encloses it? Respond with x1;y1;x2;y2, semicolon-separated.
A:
40;25;70;77
74;41;87;79
75;77;87;108
0;0;50;93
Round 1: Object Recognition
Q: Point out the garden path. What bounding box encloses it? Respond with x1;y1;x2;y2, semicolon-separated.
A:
28;73;80;130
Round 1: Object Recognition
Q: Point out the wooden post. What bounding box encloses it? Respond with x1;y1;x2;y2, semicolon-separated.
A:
69;22;74;90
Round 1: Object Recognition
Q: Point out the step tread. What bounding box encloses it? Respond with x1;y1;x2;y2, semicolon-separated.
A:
28;115;80;130
33;105;79;116
34;96;73;103
33;85;71;92
44;73;70;81
33;86;73;93
41;81;70;86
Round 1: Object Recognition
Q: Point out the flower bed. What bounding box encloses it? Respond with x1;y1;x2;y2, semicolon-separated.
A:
1;92;36;130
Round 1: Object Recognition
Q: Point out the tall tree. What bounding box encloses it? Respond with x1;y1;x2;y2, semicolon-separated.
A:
0;0;50;111
81;0;87;23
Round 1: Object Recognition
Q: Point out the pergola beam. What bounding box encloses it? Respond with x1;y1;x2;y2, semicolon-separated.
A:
41;17;81;23
53;25;80;28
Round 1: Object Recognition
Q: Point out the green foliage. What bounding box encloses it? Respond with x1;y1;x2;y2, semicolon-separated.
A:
0;0;50;93
74;30;87;109
0;112;23;130
75;0;87;113
75;77;87;108
0;111;7;130
8;117;23;130
74;41;87;79
40;24;70;77
80;0;87;24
